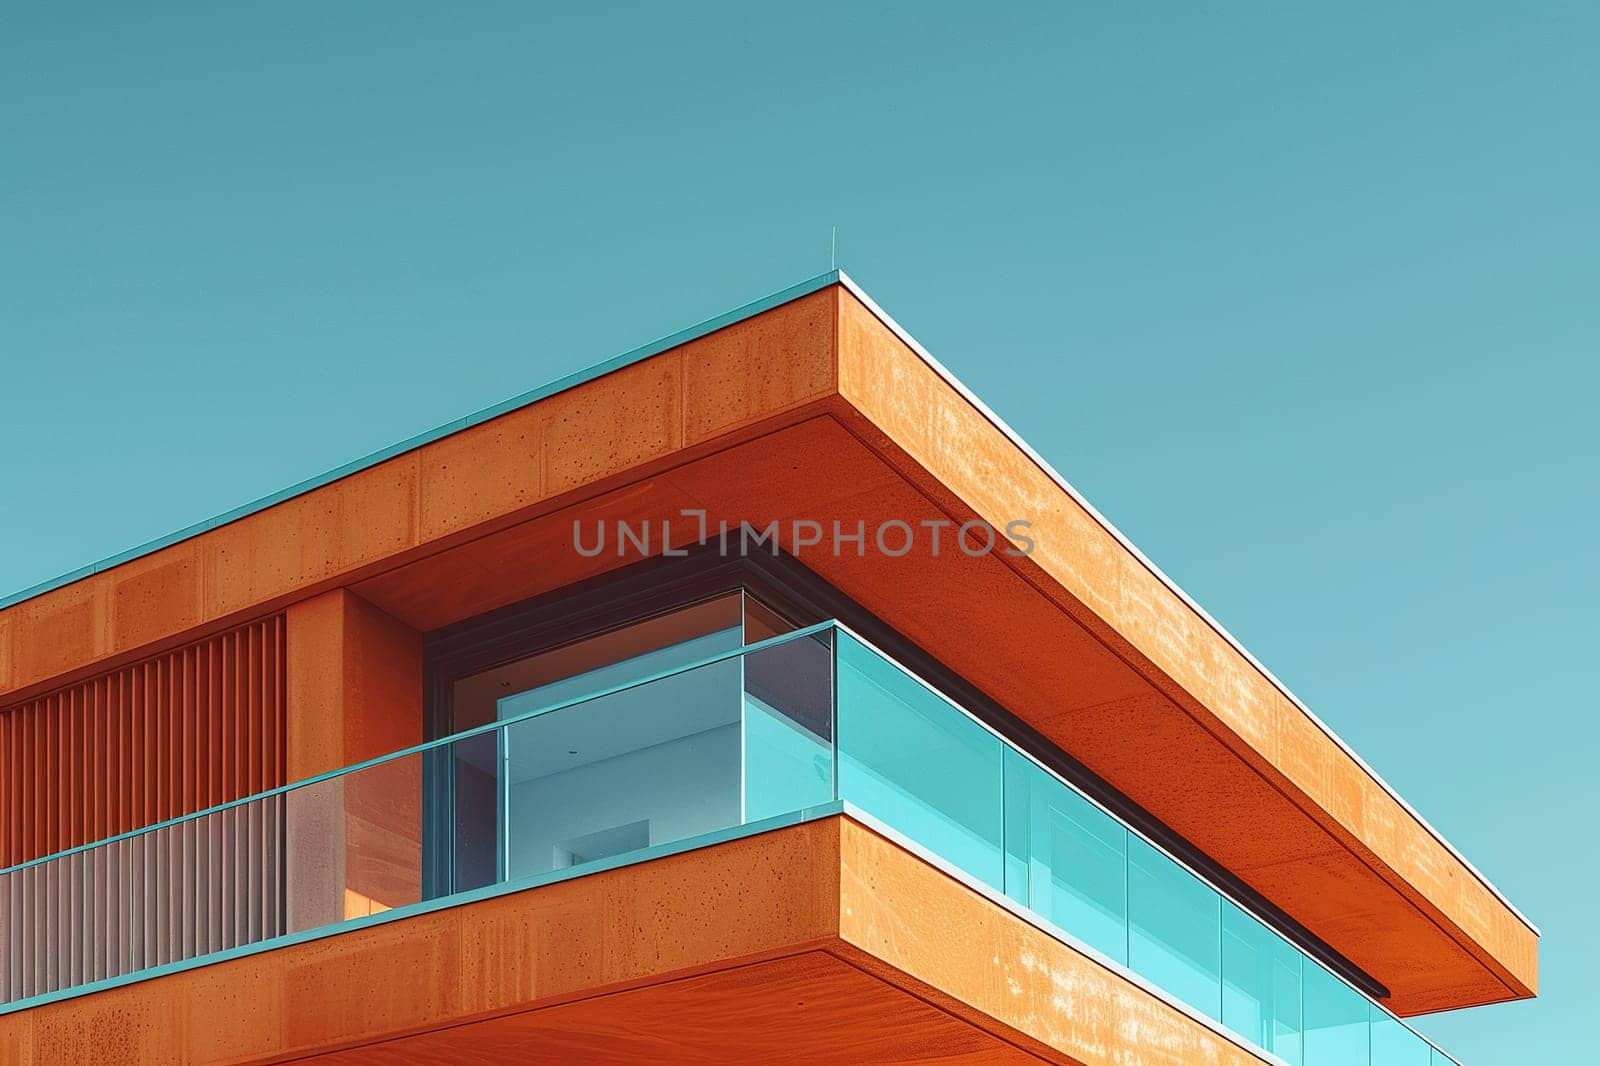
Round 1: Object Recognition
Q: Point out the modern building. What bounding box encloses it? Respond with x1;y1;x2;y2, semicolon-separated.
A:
0;274;1535;1064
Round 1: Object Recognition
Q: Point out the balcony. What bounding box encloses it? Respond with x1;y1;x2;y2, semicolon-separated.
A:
0;622;1459;1065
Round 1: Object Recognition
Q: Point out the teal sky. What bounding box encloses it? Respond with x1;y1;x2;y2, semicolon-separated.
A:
2;3;1594;1060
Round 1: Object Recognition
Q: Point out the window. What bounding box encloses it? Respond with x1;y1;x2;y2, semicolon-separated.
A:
423;558;813;895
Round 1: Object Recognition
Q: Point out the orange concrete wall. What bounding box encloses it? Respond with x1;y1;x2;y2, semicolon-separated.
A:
0;819;845;1064
0;616;286;867
284;590;421;780
0;817;1273;1066
319;952;1058;1065
282;591;423;927
836;819;1268;1066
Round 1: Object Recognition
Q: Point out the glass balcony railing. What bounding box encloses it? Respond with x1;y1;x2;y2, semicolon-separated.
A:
0;622;1461;1065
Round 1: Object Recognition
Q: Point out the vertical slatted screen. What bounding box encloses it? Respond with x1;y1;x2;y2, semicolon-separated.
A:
0;616;287;1003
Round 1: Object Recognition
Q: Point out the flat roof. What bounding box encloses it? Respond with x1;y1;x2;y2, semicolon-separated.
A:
0;269;1537;937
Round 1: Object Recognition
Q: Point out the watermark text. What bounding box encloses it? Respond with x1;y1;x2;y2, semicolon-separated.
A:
573;510;1034;559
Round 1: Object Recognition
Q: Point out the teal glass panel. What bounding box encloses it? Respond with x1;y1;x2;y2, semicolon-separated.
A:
836;631;1004;888
449;730;501;892
288;750;425;927
1222;900;1303;1064
1128;835;1223;1022
1002;748;1128;964
501;657;743;880
743;630;835;823
1370;1005;1431;1066
1304;962;1372;1065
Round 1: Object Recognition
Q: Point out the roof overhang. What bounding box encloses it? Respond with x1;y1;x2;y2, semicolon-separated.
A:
0;274;1536;1013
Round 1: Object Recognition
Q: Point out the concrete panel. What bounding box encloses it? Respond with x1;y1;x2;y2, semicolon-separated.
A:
204;454;422;621
108;542;205;656
545;356;685;496
284;590;422;780
681;287;838;443
300;953;1048;1065
837;819;1268;1066
6;585;106;691
417;405;545;543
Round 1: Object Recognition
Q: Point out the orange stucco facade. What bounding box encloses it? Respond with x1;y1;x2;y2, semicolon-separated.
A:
0;277;1535;1058
0;817;1276;1066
